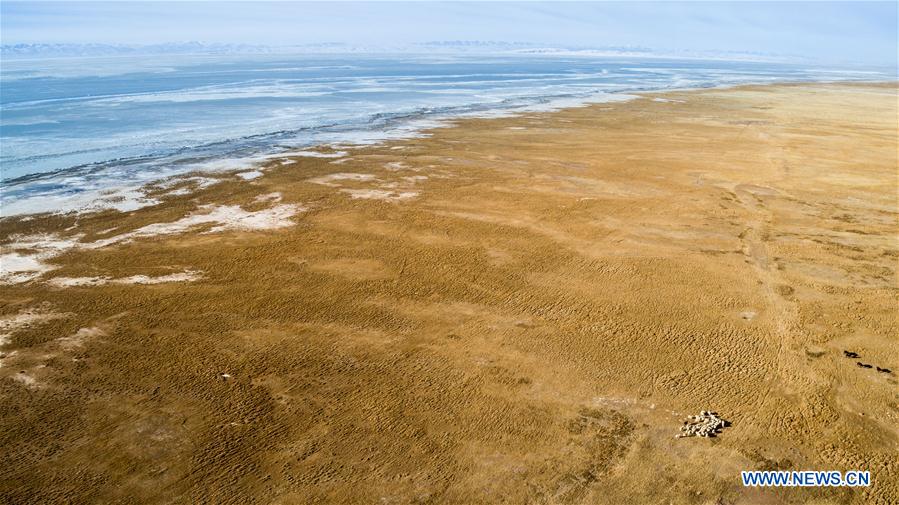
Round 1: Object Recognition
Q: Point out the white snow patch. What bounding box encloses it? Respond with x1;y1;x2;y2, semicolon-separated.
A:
1;185;161;216
48;270;202;287
118;271;202;284
236;170;264;180
0;253;54;284
1;202;303;284
4;234;82;253
47;276;110;288
293;150;348;158
160;176;223;197
1;234;82;285
93;203;304;245
181;155;280;174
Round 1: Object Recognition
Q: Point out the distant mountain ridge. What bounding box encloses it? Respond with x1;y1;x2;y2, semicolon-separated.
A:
1;42;276;58
1;41;806;63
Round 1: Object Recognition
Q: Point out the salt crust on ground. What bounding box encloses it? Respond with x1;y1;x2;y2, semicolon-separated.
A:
307;173;378;187
47;271;202;288
0;304;66;346
340;189;419;201
1;203;303;285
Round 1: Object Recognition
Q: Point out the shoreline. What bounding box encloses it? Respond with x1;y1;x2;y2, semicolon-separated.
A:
1;81;897;504
2;78;896;218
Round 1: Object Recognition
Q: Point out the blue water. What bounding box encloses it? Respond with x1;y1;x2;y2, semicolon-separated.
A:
0;53;889;215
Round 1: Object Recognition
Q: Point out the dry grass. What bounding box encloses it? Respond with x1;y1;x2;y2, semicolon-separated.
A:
1;83;897;504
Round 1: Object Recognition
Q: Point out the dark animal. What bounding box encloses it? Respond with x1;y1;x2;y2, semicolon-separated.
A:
843;350;859;358
856;362;872;369
875;367;892;374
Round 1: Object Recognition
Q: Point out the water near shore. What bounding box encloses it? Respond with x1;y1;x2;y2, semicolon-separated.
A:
0;53;888;215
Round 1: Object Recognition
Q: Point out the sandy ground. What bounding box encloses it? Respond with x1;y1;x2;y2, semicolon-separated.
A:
0;83;897;504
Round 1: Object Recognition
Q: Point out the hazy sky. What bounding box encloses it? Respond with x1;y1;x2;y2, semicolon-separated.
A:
2;1;897;66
